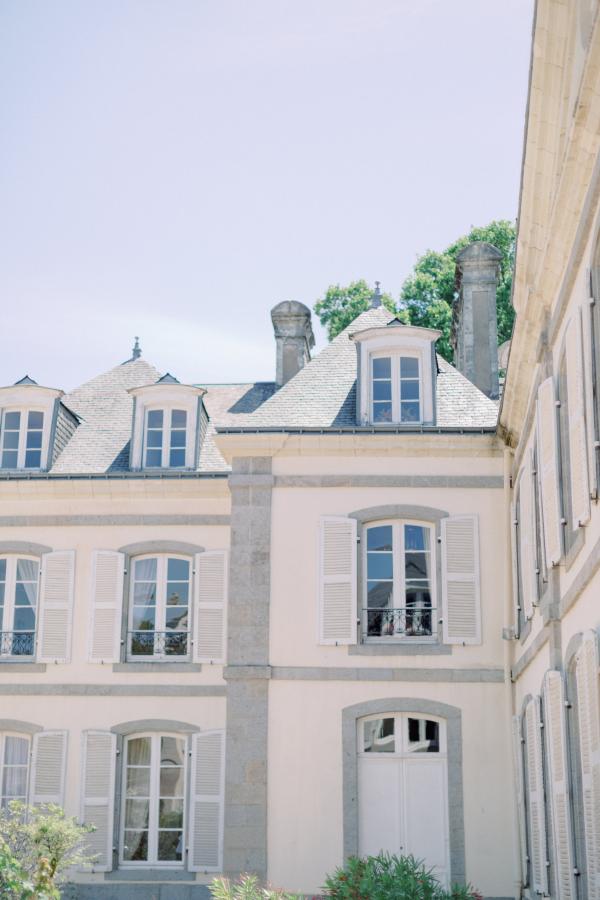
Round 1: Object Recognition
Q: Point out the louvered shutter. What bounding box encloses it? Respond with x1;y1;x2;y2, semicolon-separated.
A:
193;552;227;663
537;377;563;566
30;731;67;806
519;452;537;620
543;671;577;899
566;313;591;526
581;298;598;499
441;515;481;645
511;715;529;884
88;551;124;663
188;730;224;872
510;501;521;637
318;516;357;646
524;697;549;896
37;551;75;663
80;731;116;872
575;631;600;899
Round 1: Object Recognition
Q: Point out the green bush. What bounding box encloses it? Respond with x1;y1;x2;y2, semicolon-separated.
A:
322;853;482;900
210;873;300;900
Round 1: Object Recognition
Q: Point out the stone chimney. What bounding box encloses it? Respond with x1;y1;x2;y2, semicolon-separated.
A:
452;242;502;399
271;301;315;387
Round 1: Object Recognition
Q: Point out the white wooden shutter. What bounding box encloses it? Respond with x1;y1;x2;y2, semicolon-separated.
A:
512;715;529;884
193;551;227;664
318;516;357;646
543;670;577;899
566;313;591;526
37;550;75;663
537;377;563;566
30;731;67;806
188;730;224;872
524;696;549;896
519;452;537;620
581;297;598;499
80;731;116;872
510;501;520;637
88;551;124;663
441;515;481;645
575;630;600;899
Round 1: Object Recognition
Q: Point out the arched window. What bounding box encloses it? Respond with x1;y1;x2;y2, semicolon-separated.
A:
357;713;449;885
0;556;39;657
127;555;191;660
120;732;187;867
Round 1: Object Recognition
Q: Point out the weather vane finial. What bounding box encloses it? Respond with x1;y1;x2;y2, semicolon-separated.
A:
371;281;382;309
132;336;141;360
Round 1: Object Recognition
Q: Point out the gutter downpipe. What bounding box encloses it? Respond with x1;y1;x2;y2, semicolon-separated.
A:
504;445;522;900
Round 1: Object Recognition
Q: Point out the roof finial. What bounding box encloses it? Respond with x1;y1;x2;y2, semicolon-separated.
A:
132;336;141;360
370;281;382;309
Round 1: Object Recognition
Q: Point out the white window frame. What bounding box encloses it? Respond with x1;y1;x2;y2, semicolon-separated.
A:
119;732;187;869
358;713;446;756
143;407;189;469
362;519;436;644
0;731;31;808
0;409;45;470
0;555;39;658
370;352;422;425
127;554;192;661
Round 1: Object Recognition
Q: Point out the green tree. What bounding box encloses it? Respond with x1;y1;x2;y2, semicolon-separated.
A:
312;220;516;363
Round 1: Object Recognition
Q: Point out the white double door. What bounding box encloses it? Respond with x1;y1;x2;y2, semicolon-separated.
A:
358;749;450;886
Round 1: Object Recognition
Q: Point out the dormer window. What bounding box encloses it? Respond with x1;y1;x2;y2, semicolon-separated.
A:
144;409;187;468
1;410;44;469
371;355;421;424
351;324;440;427
129;376;206;472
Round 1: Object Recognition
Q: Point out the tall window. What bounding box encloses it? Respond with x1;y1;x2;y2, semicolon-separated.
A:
121;733;186;866
0;733;30;808
0;557;39;657
128;556;190;659
371;356;421;424
364;522;434;641
144;409;187;468
0;411;44;469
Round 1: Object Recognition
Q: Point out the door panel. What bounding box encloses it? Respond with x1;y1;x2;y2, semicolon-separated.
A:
403;757;449;886
358;757;401;857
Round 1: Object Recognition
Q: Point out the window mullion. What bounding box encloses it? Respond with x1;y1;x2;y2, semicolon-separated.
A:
162;411;170;468
157;558;167;658
392;357;399;423
396;523;404;626
149;735;159;865
18;417;25;469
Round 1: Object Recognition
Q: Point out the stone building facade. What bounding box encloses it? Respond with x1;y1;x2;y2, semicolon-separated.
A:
1;3;600;899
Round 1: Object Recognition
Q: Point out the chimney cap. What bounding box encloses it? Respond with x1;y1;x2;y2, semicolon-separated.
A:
270;301;315;349
456;241;502;267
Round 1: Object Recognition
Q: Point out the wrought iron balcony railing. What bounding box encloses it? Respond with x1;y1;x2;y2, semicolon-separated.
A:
128;630;189;658
0;631;35;656
362;607;436;640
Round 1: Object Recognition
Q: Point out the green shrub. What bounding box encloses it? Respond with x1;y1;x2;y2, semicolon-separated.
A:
210;873;300;900
322;853;482;900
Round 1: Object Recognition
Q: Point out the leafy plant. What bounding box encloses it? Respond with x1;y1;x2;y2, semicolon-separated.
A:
0;802;95;897
210;873;300;900
322;853;482;900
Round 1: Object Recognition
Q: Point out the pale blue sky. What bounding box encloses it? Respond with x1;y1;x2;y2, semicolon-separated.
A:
0;0;533;390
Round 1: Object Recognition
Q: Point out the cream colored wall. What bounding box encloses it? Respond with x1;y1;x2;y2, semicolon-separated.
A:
267;680;514;897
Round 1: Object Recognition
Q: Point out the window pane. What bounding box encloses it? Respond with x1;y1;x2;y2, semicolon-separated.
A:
171;410;187;428
133;582;156;605
159;798;183;828
26;430;42;449
2;766;27;799
125;767;151;797
130;632;155;656
27;411;43;429
123;830;148;862
404;525;429;551
372;357;391;378
13;608;35;631
170;430;186;448
167;581;189;606
364;718;395;753
400;357;419;377
400;401;420;423
131;607;156;631
400;380;420;401
408;718;439;752
373;381;391;401
160;765;184;798
405;605;433;636
16;559;38;583
4;412;20;429
367;581;393;608
161;737;185;768
165;609;188;631
4;736;28;766
367;526;393;552
24;450;41;468
147;410;163;428
127;737;151;767
2;432;19;450
366;553;393;580
0;560;6;580
146;430;162;448
145;449;162;467
125;799;150;829
169;449;185;467
405;553;430;581
158;830;183;861
135;558;157;581
373;403;392;423
164;632;188;655
1;451;18;468
167;558;189;581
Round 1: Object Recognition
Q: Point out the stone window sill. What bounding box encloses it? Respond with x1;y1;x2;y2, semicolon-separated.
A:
105;869;196;881
349;642;451;656
0;661;46;672
112;662;202;673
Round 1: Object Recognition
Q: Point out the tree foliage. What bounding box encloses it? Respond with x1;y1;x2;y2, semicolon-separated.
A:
313;220;516;363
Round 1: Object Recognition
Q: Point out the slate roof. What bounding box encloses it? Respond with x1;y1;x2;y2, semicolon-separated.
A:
216;307;499;431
